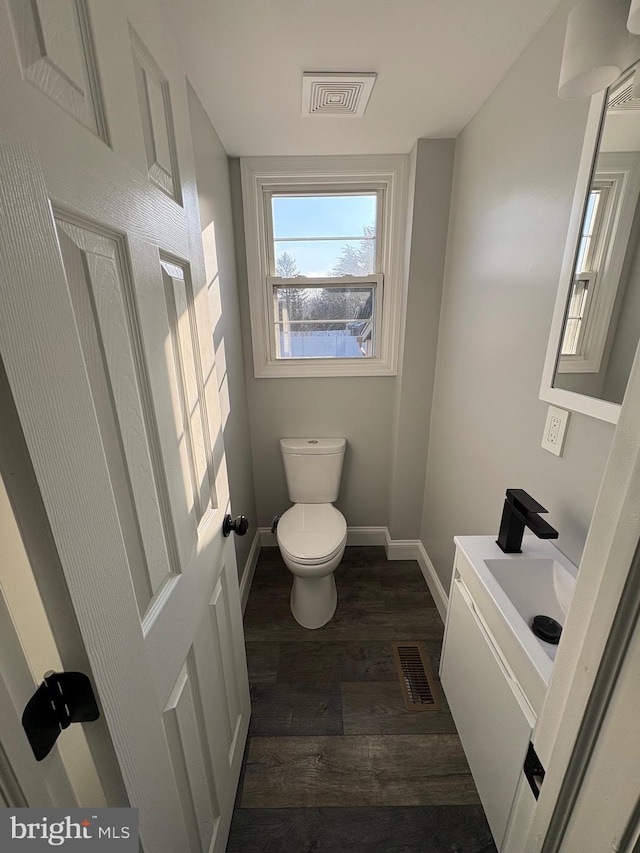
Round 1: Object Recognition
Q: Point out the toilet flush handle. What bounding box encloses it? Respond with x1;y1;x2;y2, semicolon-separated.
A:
222;514;249;537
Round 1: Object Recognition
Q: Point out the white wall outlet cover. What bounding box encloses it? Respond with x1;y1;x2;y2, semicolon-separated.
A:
542;405;570;456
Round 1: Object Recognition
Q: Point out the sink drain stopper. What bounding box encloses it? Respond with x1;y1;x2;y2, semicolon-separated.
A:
531;615;562;644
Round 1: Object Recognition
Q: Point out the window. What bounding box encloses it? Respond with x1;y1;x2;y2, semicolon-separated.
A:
560;185;610;359
269;192;379;360
558;153;640;374
240;156;408;377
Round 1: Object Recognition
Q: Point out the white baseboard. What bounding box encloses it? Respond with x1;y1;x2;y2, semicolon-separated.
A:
346;526;388;546
384;534;420;561
259;525;389;548
243;525;449;623
239;529;261;614
383;532;449;621
259;528;276;547
416;540;449;622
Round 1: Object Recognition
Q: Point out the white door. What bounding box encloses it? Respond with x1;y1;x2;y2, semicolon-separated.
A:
0;1;250;850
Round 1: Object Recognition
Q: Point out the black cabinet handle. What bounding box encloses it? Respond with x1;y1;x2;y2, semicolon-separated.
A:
223;514;249;537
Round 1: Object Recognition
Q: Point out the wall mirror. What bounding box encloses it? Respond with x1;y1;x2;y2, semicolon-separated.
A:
541;60;640;424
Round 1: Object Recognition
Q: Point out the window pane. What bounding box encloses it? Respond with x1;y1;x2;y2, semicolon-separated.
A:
575;190;601;274
271;193;377;277
562;318;582;356
274;285;374;359
274;239;376;277
272;194;377;239
275;286;373;322
561;276;590;355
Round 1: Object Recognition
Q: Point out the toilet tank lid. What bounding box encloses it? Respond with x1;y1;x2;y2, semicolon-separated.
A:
280;438;346;455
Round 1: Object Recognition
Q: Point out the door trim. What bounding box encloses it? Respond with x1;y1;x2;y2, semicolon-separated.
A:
541;533;640;851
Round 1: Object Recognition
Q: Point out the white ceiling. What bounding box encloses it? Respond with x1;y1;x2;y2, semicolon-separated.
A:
161;0;564;157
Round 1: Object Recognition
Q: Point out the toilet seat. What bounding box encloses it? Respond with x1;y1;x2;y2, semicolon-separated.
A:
277;504;347;565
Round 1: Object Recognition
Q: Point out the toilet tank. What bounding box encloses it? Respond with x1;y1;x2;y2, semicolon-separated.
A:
280;438;346;504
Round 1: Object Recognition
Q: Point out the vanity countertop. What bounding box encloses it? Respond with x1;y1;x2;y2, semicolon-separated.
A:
450;535;577;715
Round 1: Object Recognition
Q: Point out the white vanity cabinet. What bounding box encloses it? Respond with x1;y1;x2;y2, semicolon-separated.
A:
441;568;536;849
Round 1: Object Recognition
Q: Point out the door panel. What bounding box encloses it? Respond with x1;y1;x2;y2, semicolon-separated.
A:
7;0;106;138
56;216;175;614
163;661;219;853
0;0;250;849
130;28;181;202
210;573;243;740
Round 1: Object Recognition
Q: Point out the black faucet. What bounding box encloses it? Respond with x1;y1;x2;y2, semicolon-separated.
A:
496;489;559;553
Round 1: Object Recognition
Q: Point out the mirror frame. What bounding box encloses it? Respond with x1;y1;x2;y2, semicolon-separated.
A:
539;91;623;423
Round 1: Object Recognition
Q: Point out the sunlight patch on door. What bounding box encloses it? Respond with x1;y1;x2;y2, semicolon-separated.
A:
161;257;218;525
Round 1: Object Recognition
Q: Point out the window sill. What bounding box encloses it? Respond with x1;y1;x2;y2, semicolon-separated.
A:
254;357;398;379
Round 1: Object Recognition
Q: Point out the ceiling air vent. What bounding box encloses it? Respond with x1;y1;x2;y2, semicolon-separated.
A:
608;70;640;111
302;72;376;117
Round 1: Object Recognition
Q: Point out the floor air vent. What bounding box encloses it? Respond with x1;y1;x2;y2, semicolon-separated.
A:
392;642;442;711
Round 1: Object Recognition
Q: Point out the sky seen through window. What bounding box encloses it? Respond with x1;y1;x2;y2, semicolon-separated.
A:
272;193;377;277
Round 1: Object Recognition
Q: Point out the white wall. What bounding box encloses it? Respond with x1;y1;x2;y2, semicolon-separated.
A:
234;369;396;529
187;84;257;578
229;141;454;532
604;223;640;402
421;0;616;590
203;1;620;576
229;160;392;528
389;138;455;539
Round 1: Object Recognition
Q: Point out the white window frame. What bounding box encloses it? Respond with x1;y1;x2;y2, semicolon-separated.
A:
240;155;409;378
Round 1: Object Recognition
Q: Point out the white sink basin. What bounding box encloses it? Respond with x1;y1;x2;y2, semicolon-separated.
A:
452;536;578;715
484;558;575;661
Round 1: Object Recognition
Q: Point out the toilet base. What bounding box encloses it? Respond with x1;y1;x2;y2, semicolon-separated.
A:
290;574;337;629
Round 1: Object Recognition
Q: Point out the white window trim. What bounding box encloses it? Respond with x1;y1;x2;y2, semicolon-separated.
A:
240;155;409;378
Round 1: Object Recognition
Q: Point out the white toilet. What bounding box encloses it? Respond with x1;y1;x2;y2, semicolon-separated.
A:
276;438;347;629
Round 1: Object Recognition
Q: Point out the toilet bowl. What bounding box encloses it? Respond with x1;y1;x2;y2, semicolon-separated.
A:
277;503;347;629
277;438;347;629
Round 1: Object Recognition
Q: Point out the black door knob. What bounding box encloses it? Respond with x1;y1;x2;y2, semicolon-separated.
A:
222;514;249;537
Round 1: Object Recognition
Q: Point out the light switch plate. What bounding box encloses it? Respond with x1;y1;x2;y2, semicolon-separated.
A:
542;405;570;456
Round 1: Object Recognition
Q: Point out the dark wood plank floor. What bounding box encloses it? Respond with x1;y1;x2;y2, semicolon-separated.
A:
228;546;497;853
